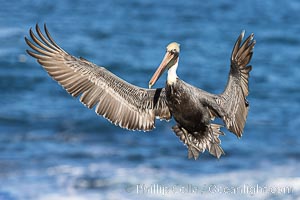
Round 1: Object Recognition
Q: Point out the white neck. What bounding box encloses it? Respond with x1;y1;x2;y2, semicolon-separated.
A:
167;60;178;85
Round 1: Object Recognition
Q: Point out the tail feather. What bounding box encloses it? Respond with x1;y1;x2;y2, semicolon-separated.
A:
172;124;225;159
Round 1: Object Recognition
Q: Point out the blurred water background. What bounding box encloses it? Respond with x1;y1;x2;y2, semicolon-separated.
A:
0;0;300;199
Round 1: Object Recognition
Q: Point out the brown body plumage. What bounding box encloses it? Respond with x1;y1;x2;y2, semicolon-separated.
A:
25;24;255;159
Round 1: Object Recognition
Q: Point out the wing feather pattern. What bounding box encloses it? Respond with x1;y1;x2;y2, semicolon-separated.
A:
218;31;255;137
25;24;171;131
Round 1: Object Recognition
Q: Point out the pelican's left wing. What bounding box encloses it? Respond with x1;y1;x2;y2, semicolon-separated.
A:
25;24;171;131
218;31;255;137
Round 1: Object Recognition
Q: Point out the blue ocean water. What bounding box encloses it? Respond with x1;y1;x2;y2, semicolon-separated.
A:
0;0;300;199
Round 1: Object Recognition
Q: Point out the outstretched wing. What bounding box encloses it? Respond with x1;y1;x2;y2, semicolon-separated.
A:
25;24;171;131
217;31;255;137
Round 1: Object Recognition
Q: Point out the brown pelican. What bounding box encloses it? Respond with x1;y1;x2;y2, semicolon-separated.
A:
25;24;255;159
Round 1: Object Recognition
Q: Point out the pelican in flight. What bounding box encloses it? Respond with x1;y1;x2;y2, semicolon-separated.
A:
25;24;255;159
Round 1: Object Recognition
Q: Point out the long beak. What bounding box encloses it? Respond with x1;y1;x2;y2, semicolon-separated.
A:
149;52;176;88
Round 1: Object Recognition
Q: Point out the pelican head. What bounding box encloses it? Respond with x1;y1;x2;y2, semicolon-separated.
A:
149;42;180;88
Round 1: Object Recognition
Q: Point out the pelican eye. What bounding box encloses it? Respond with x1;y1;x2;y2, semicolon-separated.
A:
170;49;177;54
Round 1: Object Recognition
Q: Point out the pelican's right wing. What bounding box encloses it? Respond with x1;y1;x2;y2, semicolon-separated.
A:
218;31;255;137
25;24;171;131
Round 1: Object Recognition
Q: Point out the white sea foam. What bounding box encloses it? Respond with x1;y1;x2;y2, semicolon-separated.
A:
1;161;298;200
